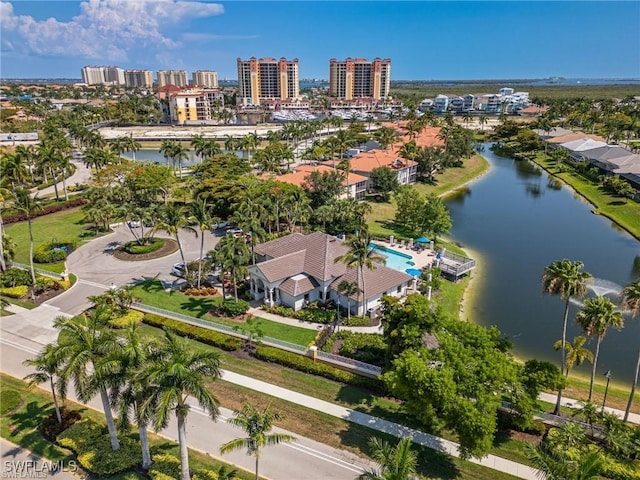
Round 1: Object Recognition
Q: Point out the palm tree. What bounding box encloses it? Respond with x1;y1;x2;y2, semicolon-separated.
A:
13;189;42;288
216;235;250;302
189;198;214;289
140;329;222;480
575;296;624;401
122;134;141;162
0;186;13;272
553;335;593;380
620;279;640;421
337;280;359;323
358;436;417;480
525;443;602;480
542;259;592;413
23;343;66;424
335;233;385;316
158;203;197;281
53;307;122;450
241;132;260;163
220;401;296;480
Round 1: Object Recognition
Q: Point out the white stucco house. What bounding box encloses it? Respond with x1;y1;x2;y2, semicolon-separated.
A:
248;231;414;315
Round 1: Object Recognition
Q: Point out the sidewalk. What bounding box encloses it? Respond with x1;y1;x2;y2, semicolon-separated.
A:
1;439;80;479
250;307;383;334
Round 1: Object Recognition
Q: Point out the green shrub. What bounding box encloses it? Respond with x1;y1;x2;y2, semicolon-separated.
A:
218;299;249;317
57;419;140;475
0;268;31;287
33;240;77;264
337;332;386;367
123;238;164;255
109;310;144;328
184;287;218;297
0;285;28;298
149;454;221;480
142;313;242;351
263;304;334;324
602;457;640;480
341;316;371;327
41;408;82;441
254;345;386;394
0;390;21;415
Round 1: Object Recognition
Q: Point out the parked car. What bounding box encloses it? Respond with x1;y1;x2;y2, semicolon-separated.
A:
127;220;141;228
143;220;155;228
170;262;186;277
212;220;229;231
226;227;243;238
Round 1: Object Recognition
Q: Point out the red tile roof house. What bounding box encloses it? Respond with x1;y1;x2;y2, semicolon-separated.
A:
248;231;414;316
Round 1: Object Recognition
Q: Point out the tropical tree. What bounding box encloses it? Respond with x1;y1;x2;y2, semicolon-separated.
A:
335;233;385;315
220;401;296;480
13;189;42;288
140;329;222;480
621;279;640;421
358;436;418;480
215;234;250;301
158;203;197;282
53;307;121;450
337;280;359;324
542;259;592;413
525;443;603;480
553;335;593;380
575;296;624;401
23;343;66;424
189;198;214;289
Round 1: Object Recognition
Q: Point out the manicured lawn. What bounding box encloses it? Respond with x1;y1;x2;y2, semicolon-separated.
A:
0;374;255;480
4;207;91;268
131;280;318;346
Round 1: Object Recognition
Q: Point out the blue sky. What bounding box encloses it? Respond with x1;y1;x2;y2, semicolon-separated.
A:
1;1;639;80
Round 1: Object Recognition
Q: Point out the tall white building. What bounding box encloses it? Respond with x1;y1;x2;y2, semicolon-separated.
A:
124;70;154;88
157;70;189;87
192;70;219;88
81;66;124;85
237;57;300;106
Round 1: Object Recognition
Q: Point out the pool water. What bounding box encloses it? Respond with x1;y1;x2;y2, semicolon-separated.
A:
368;243;415;272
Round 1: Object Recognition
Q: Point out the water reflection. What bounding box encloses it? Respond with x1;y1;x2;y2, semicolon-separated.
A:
514;158;543;179
445;186;472;205
524;182;543;198
547;178;563;190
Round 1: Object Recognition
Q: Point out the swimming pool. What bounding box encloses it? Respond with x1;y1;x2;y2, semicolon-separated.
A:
368;243;416;272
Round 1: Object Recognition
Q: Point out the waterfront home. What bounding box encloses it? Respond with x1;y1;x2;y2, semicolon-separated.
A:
349;148;418;187
275;164;368;200
248;231;413;315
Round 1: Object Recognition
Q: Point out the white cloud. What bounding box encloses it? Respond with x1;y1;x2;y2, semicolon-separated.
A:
0;0;224;61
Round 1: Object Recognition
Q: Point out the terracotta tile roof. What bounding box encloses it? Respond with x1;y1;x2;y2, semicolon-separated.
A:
548;132;606;144
279;274;319;296
275;164;368;188
349;148;417;174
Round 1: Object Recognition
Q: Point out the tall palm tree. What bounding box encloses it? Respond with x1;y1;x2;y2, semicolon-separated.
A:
358;436;418;480
158;203;197;281
621;279;640;421
140;329;222;480
122;134;141;162
575;296;624;401
553;335;593;380
216;235;250;302
13;189;42;288
53;307;122;450
335;233;385;316
0;186;13;272
189;198;214;289
23;343;66;424
337;280;359;323
241;132;260;163
220;401;296;480
542;259;592;413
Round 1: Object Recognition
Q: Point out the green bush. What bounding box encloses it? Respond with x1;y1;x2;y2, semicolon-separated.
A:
142;313;242;351
0;268;31;287
337;332;386;367
254;345;386;395
0;285;28;298
109;310;144;328
123;238;165;255
341;316;372;327
57;418;140;475
33;240;77;264
263;304;334;324
218;299;249;317
149;454;221;480
0;390;21;415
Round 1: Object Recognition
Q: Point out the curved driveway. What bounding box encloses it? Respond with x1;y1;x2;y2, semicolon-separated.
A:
46;224;221;315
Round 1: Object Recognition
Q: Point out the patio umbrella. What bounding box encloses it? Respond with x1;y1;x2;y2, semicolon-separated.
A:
406;268;422;276
416;236;430;243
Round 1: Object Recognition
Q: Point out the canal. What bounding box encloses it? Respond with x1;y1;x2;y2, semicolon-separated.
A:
445;145;640;384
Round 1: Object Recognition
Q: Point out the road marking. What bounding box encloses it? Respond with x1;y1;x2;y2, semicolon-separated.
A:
284;442;364;473
77;279;109;289
0;338;41;355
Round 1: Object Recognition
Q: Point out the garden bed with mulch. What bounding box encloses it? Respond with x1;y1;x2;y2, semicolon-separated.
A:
112;238;179;261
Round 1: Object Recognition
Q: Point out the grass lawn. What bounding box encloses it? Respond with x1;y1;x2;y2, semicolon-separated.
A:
0;374;255;480
366;154;489;240
531;154;640;240
131;280;318;346
4;207;92;269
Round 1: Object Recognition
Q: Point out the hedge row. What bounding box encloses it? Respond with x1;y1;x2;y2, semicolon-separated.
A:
33;240;77;263
149;454;222;480
3;198;86;225
0;285;29;298
57;419;140;476
109;310;145;329
254;345;386;395
141;313;243;351
123;238;164;255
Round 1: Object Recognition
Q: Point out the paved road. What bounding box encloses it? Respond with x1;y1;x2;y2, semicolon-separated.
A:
46;224;222;315
1;439;79;479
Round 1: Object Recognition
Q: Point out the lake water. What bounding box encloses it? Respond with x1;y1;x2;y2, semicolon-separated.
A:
121;149;244;165
445;145;640;384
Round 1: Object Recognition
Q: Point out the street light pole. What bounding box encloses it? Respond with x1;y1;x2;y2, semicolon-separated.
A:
602;370;612;413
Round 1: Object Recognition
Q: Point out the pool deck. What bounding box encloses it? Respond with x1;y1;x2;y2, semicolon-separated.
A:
372;240;437;271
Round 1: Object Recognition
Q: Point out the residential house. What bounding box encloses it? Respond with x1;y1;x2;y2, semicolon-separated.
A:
349;148;418;187
575;145;640;173
248;231;414;315
275;164;368;200
434;95;449;113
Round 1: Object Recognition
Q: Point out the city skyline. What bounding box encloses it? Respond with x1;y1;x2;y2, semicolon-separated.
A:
1;1;639;81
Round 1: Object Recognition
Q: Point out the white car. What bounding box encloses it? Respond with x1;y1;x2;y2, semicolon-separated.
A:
170;262;186;277
212;220;229;231
127;220;141;228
